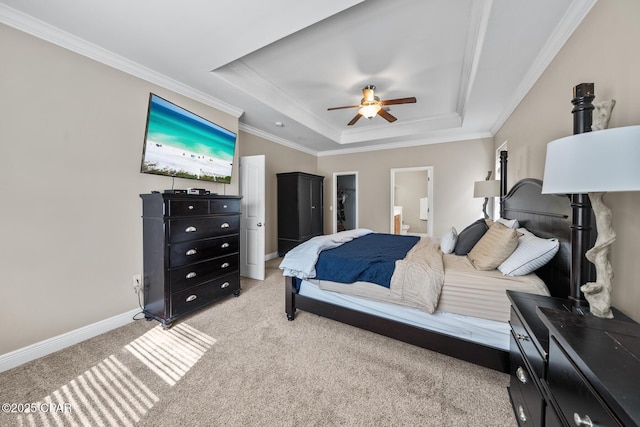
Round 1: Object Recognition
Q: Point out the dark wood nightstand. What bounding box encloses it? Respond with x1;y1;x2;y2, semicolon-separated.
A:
507;290;639;426
539;307;640;427
507;290;572;426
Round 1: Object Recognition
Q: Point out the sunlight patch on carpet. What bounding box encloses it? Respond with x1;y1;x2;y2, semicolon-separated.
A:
14;323;215;427
125;323;216;386
16;355;158;427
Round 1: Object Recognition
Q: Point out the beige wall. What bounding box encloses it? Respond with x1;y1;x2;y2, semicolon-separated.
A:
495;0;640;320
238;132;317;255
317;138;495;239
0;24;239;354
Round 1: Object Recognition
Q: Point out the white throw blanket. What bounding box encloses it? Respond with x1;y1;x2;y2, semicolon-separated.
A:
389;237;445;313
279;228;373;279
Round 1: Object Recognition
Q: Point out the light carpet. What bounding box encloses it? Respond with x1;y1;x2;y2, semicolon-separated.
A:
0;258;516;426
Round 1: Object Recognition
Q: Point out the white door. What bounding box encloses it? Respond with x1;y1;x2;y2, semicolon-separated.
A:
240;155;265;280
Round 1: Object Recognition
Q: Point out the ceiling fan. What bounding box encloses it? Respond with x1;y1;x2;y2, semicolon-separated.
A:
327;85;417;126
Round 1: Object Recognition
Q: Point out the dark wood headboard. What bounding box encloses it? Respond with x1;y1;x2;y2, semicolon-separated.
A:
501;179;572;298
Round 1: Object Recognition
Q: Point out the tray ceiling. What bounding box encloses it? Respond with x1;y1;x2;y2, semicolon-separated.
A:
0;0;596;154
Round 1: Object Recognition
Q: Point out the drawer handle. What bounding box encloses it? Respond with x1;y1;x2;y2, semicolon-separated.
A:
186;272;197;279
573;413;593;427
185;226;197;232
221;262;230;268
188;205;194;210
221;282;230;289
516;366;528;384
221;242;230;249
186;249;197;256
185;294;197;302
223;204;228;209
517;405;527;423
516;333;530;342
220;223;230;228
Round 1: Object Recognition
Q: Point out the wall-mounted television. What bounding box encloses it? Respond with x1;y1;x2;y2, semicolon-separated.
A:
140;93;237;184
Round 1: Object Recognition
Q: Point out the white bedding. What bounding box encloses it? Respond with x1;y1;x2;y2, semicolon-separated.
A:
299;279;512;350
314;253;549;322
283;230;550;349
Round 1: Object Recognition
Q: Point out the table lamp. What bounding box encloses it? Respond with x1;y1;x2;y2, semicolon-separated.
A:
542;125;640;318
474;178;501;220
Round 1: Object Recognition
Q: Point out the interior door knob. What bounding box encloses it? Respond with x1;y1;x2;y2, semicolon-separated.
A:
257;222;263;227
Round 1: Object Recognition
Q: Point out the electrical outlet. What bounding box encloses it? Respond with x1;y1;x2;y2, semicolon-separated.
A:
132;274;142;294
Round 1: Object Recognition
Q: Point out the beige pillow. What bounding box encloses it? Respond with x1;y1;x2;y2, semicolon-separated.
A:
468;222;520;270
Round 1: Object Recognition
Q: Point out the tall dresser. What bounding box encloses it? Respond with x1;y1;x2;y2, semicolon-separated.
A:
277;172;324;256
140;192;242;328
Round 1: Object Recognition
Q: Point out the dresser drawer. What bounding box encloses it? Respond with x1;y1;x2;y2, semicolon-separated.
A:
169;254;239;292
170;273;240;318
510;307;545;380
169;215;240;242
211;198;240;214
170;235;239;267
548;337;619;427
167;199;210;216
509;331;544;426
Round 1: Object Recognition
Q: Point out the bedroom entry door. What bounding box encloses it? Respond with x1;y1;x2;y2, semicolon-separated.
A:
332;172;358;233
240;155;265;280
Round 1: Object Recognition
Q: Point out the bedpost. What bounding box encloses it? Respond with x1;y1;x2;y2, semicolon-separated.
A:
569;83;596;308
285;276;296;320
499;150;508;218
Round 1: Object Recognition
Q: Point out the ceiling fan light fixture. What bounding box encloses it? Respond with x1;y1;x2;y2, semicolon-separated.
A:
359;103;381;119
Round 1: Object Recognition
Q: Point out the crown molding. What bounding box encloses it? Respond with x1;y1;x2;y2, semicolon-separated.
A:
317;130;493;157
0;4;244;118
489;0;598;134
239;123;319;156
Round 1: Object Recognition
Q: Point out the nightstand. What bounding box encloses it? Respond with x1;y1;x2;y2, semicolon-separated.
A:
507;290;573;426
539;307;640;427
507;290;639;427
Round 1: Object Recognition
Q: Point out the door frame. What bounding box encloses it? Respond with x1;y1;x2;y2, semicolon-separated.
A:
390;166;434;236
332;171;358;234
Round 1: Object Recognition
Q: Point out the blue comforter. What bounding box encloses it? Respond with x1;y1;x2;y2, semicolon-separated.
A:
314;233;419;288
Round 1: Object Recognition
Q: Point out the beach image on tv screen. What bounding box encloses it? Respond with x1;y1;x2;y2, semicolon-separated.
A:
141;94;236;183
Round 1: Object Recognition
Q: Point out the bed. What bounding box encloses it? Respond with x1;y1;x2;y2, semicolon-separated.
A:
281;159;579;373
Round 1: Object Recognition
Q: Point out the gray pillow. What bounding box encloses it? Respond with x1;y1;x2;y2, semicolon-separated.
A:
454;219;489;255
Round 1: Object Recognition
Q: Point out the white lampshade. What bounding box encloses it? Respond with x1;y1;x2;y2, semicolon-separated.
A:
359;103;381;119
473;180;501;198
542;125;640;194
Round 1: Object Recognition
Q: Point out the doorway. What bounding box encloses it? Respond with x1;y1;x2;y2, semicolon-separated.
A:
332;172;358;234
390;167;433;236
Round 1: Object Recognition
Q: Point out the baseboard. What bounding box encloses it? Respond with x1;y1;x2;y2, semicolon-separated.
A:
0;308;141;373
265;251;280;261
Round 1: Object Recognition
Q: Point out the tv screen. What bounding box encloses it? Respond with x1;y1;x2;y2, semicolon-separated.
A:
140;93;237;184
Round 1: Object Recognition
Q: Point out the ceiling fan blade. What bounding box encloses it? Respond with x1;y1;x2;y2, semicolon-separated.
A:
377;109;397;123
328;105;360;111
380;97;417;106
347;113;363;126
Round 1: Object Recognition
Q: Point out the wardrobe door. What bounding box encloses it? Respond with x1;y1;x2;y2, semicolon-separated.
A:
310;176;323;236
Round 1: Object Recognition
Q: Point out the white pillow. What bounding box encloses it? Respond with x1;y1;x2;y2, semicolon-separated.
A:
440;227;457;254
497;217;520;229
498;228;559;276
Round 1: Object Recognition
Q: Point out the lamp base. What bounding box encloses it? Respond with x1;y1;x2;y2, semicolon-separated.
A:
581;192;615;319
